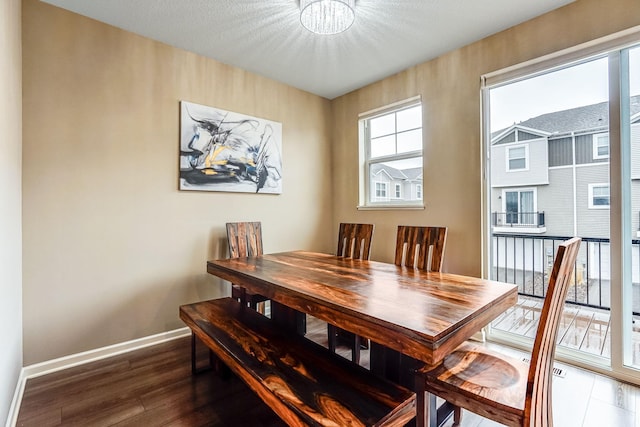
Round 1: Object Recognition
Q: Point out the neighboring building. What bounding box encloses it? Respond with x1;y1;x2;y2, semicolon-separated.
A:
491;95;640;240
370;164;423;203
490;96;640;292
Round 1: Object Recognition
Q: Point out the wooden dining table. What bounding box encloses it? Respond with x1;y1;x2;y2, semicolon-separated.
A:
207;250;518;427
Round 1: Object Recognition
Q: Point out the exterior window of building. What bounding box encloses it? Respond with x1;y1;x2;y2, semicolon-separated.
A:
374;182;387;199
589;183;610;208
593;133;609;159
503;189;535;224
416;184;422;200
507;145;528;171
359;97;423;208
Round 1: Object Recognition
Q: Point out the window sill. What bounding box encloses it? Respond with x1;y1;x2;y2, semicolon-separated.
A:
357;204;425;211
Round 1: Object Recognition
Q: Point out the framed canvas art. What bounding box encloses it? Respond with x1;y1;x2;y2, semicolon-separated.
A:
179;101;283;194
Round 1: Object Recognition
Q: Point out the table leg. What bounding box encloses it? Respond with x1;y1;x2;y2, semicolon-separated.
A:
270;301;306;335
371;342;455;427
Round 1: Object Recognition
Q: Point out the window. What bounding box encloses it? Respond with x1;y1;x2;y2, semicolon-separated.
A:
416;184;422;200
359;98;423;208
507;145;528;171
503;189;536;224
593;133;609;159
589;183;610;208
374;182;388;200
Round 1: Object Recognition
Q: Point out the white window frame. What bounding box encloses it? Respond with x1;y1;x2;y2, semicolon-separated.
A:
394;183;401;198
501;187;538;224
358;96;424;209
593;133;610;159
506;144;529;172
416;184;423;200
482;24;640;383
589;183;610;209
374;181;388;201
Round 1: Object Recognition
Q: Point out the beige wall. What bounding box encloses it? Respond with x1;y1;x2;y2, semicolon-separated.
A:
0;0;22;422
22;0;333;365
20;0;640;367
330;0;640;276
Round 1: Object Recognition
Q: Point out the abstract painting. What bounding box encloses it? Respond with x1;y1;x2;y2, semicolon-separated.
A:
179;101;283;194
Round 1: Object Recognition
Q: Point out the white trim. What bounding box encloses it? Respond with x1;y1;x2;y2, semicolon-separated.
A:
501;187;538;221
357;203;425;211
394;183;401;199
373;180;389;201
22;327;190;379
550;162;612;171
493;226;546;234
592;133;610;160
360;99;423;208
506;144;529;172
483;25;640;88
5;370;27;427
588;182;610;209
4;327;191;427
492;124;551;144
358;95;422;119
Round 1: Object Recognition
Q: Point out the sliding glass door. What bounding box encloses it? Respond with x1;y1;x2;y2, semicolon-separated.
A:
483;33;640;381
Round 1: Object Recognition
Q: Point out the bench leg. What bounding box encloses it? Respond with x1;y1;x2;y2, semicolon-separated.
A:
191;332;214;374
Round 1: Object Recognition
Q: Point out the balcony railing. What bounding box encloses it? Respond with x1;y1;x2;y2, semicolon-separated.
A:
492;211;545;228
492;233;640;315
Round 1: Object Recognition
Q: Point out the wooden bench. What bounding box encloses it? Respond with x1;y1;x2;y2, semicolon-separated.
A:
180;297;416;427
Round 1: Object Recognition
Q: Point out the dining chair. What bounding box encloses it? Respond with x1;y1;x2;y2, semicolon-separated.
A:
226;221;268;314
415;237;581;427
395;225;448;271
328;223;374;364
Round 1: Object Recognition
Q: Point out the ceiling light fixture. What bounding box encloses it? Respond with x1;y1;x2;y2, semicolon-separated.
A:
300;0;355;35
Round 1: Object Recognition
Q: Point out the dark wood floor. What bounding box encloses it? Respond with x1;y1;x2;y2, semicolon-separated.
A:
16;311;640;427
15;315;363;427
16;335;288;427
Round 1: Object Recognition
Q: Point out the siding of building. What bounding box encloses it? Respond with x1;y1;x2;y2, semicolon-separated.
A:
632;181;640;237
491;138;549;187
575;132;608;165
518;130;544;141
548;137;573;167
538;168;575;236
575;164;610;238
632;122;640;180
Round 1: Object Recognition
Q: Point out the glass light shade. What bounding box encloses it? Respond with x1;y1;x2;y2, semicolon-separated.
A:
300;0;355;35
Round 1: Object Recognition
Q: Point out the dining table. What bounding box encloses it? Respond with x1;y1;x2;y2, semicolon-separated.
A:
207;250;518;427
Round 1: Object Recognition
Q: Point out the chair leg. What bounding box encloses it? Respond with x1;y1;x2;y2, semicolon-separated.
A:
327;323;337;353
453;406;462;426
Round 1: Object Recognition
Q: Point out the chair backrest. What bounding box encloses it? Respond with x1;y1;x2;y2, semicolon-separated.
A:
394;226;447;271
337;223;374;260
525;237;581;427
226;222;263;258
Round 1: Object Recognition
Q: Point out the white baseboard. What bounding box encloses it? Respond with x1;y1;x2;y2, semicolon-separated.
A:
4;369;26;427
5;327;191;427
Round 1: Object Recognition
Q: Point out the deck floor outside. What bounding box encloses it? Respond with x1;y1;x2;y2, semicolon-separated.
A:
491;295;640;365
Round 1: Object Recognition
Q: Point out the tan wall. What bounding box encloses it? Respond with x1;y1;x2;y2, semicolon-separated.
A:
22;0;333;365
0;0;23;422
330;0;640;276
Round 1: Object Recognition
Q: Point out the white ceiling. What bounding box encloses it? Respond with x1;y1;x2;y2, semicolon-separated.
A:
41;0;574;99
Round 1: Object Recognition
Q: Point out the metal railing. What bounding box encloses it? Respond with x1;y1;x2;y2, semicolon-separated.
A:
492;233;640;314
492;212;545;228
